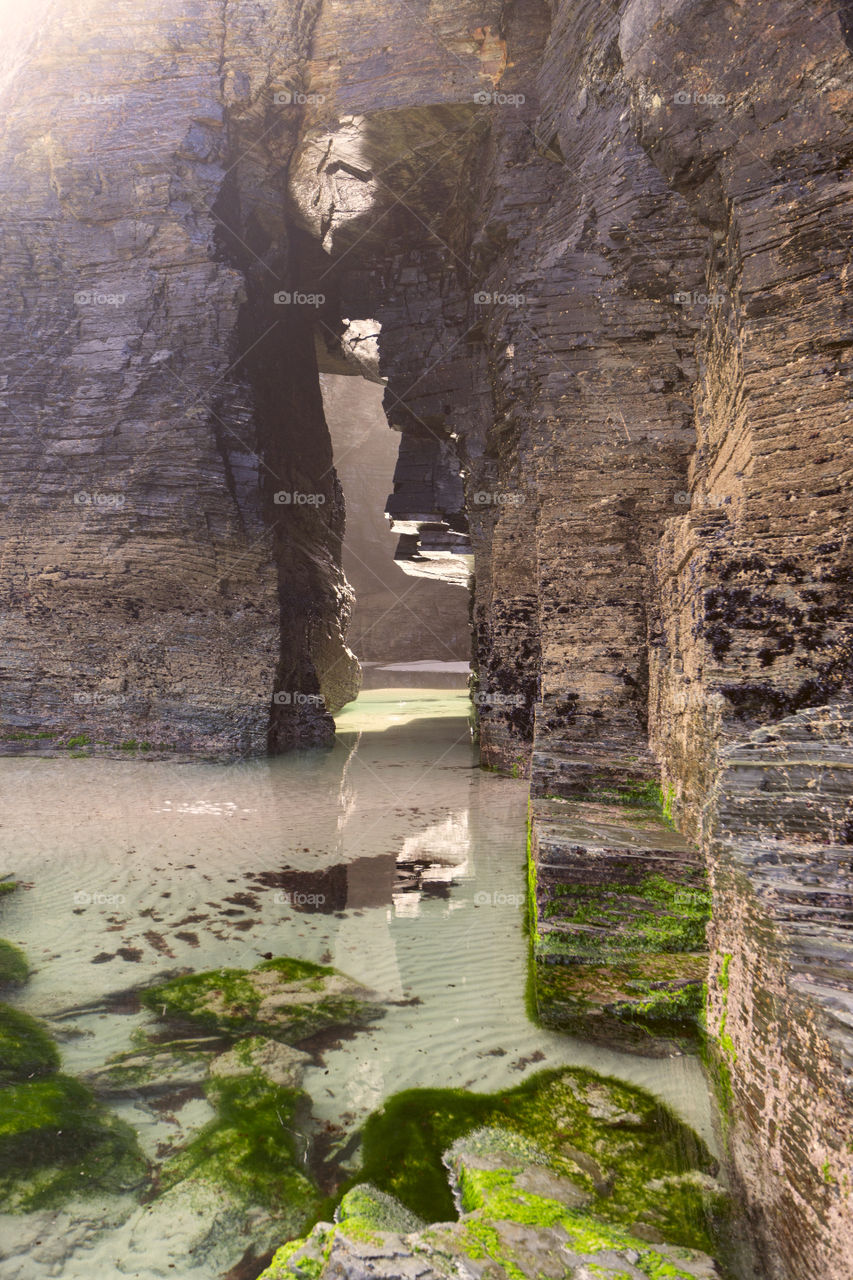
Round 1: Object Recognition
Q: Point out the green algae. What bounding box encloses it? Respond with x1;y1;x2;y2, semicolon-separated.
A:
160;1070;319;1222
456;1163;707;1280
330;1067;726;1256
539;874;710;958
0;939;147;1210
0;1003;61;1083
0;1075;147;1209
141;956;377;1043
0;939;29;987
336;1183;423;1235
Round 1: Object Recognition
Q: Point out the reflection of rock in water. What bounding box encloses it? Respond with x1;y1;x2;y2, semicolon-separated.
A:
248;855;398;914
394;859;461;900
249;865;349;913
247;850;465;913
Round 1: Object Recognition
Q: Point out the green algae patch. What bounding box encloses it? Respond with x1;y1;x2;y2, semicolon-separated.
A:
333;1067;727;1257
0;1074;147;1209
533;953;708;1051
159;1070;319;1225
0;1003;61;1083
262;1130;721;1280
259;1224;335;1280
539;874;710;959
337;1183;424;1235
140;956;381;1043
0;939;28;987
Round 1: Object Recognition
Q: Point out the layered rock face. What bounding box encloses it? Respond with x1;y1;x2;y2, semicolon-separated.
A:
0;0;359;756
1;0;852;1275
705;705;853;1280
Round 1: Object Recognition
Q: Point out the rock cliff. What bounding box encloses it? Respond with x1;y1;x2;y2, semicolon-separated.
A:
1;0;851;1275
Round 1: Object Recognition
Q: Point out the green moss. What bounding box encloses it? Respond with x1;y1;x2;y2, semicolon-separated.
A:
0;1003;61;1083
715;954;737;1062
259;1226;334;1280
463;1188;704;1280
0;880;17;898
718;954;731;994
336;1184;423;1234
66;734;91;748
0;940;28;987
0;1075;146;1209
567;780;667;812
526;805;539;945
538;874;710;958
140;956;369;1044
2;731;57;742
160;1071;318;1221
459;1218;527;1280
661;784;677;828
330;1067;725;1256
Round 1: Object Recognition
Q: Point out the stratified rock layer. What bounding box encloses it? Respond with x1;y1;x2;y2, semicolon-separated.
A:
705;705;853;1280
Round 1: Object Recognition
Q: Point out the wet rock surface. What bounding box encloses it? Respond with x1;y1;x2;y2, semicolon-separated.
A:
705;705;853;1280
529;798;709;1054
260;1122;724;1280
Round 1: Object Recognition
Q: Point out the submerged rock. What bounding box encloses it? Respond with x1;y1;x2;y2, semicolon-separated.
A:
0;940;28;988
0;965;147;1212
0;1004;60;1085
209;1037;312;1090
140;956;382;1042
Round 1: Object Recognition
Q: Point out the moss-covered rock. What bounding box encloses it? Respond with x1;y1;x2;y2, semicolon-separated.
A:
0;939;28;987
533;955;707;1054
159;1069;320;1227
140;956;382;1043
258;1126;722;1279
209;1036;311;1089
527;800;711;1050
328;1067;728;1258
336;1183;424;1235
0;1002;61;1083
0;1074;147;1209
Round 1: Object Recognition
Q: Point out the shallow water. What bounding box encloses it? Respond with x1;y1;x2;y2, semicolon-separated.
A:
0;685;718;1276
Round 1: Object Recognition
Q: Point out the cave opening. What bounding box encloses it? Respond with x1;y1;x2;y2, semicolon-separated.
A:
318;370;471;703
